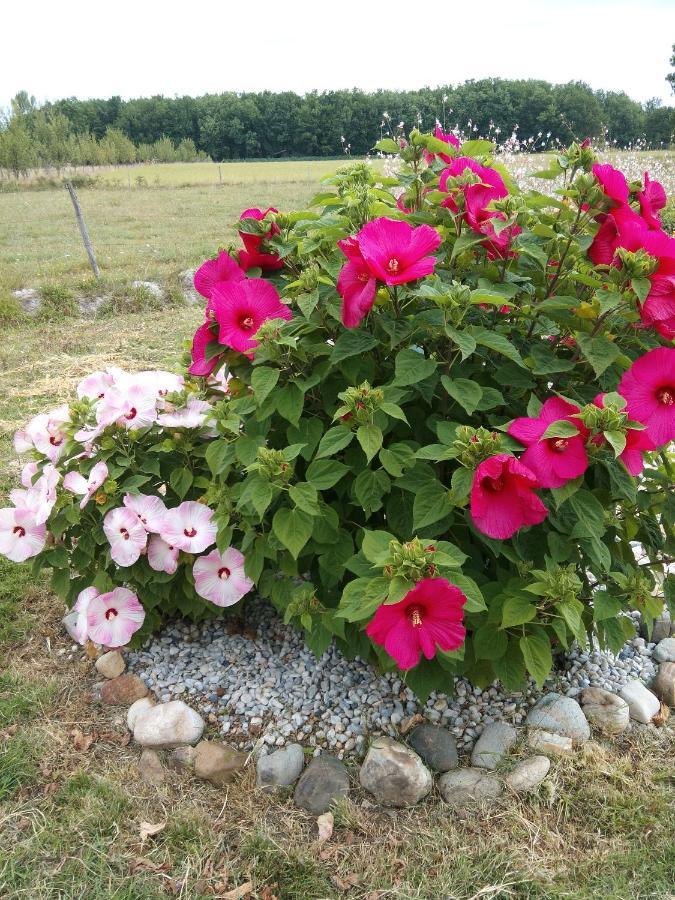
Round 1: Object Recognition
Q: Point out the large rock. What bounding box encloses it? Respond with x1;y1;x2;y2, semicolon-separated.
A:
294;755;349;814
12;288;42;316
505;756;550;792
256;743;305;791
653;637;675;663
438;768;503;806
133;700;205;748
526;693;590;742
359;737;432;807
127;696;155;731
62;610;80;642
179;268;200;304
618;681;660;724
138;748;165;785
132;280;163;300
169;745;197;771
194;741;246;786
580;687;630;734
95;650;126;679
407;724;458;772
100;673;149;706
471;722;517;770
642;609;672;643
653;662;675;707
527;730;573;755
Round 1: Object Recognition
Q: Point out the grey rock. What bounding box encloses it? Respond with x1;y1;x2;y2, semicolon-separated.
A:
526;693;590;742
618;681;660;724
194;741;246;786
95;650;126;679
256;743;305;790
580;687;630;734
169;745;197;771
653;637;675;663
471;722;517;770
127;696;155;731
294;755;349;814
179;268;200;304
359;737;432;806
133;700;205;748
138;748;165;785
642;609;672;643
12;287;41;315
438;768;503;806
407;723;458;772
132;279;163;299
653;662;675;707
506;755;550;792
62;610;80;642
527;730;573;755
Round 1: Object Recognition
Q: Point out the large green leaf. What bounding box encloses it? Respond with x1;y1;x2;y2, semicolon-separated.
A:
412;482;452;530
394;348;438;386
315;427;354;459
356;424;383;463
272;507;314;558
332;330;379;364
251;366;280;405
305;459;349;490
519;630;552;688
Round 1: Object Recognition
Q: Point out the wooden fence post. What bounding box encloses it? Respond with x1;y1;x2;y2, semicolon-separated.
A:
64;181;101;279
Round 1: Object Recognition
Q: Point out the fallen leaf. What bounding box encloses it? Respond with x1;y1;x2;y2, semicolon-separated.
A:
332;873;360;891
70;728;97;752
129;857;170;874
84;640;98;658
653;702;670;727
399;713;424;734
139;820;166;843
259;884;279;900
222;882;253;899
316;811;334;843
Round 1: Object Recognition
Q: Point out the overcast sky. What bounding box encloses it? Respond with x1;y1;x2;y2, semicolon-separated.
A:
2;0;673;112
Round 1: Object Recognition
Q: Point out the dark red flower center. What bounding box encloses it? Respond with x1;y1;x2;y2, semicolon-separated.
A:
357;272;370;283
240;316;255;331
184;527;197;538
218;567;231;580
125;407;137;420
13;525;26;538
482;475;505;493
656;386;674;406
49;435;63;446
105;607;118;620
120;527;130;540
387;258;400;274
407;605;424;627
551;438;569;452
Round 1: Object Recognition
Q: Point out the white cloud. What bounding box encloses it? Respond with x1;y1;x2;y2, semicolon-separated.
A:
2;0;673;110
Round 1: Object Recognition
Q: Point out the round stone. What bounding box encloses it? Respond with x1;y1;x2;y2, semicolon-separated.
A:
580;687;630;734
127;696;156;731
133;700;205;749
100;674;149;706
407;724;458;772
526;693;590;742
294;755;349;814
471;722;517;770
653;637;675;663
95;650;126;679
618;681;660;724
359;737;432;806
506;756;550;792
653;662;675;707
256;743;305;790
438;768;503;806
194;741;246;786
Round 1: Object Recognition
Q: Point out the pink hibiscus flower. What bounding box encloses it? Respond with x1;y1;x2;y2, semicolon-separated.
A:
365;577;466;671
96;383;158;431
86;587;145;648
103;507;148;566
211;278;292;354
588;204;648;267
14;405;70;464
63;461;108;509
193;547;254;607
123;493;167;533
424;124;461;164
159;501;217;553
618;347;675;447
10;464;59;525
238;207;284;272
640;270;675;340
72;586;100;644
638;172;667;230
464;187;521;259
508;397;589;489
157;398;212;429
592;163;629;206
592;394;655;475
77;370;117;401
0;507;46;562
194;250;245;300
188;321;219;377
354;217;442;286
336;236;377;328
147;534;179;574
470;454;548;539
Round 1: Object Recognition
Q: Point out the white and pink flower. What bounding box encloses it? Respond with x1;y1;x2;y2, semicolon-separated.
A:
86;586;145;647
0;507;47;562
147;534;179;574
159;501;217;554
14;405;70;463
123;493;167;533
103;507;148;566
157;398;212;429
72;586;101;644
96;383;159;431
193;547;253;607
63;461;108;509
10;464;60;525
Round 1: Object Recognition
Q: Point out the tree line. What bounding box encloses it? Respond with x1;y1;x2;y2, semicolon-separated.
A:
1;79;674;175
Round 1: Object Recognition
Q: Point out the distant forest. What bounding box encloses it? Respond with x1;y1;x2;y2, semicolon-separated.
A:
1;80;673;173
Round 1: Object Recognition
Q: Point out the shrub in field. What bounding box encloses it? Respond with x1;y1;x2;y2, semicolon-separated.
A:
3;131;675;698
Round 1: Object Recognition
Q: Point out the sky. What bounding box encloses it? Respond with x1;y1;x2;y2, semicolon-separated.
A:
2;0;673;111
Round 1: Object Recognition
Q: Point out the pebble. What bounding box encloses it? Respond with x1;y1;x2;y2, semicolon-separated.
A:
133;700;205;748
407;724;458;772
256;744;305;791
505;756;550;792
652;662;675;707
359;738;432;806
653;638;675;663
526;694;590;742
95;651;126;679
438;768;503;806
100;674;149;706
580;687;630;734
194;741;246;786
294;755;349;814
471;722;517;770
618;681;661;724
527;730;573;755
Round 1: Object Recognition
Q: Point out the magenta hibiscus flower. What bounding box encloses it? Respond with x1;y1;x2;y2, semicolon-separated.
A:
470;454;548;539
336;236;377;328
588;204;648;267
193;251;244;300
618;348;675;447
638;172;667;230
211;278;292;354
508;397;589;489
86;587;145;648
592;163;630;206
188;321;219;377
355;217;441;286
592;394;655;476
193;547;254;607
366;577;466;671
424;124;461;164
238;207;284;272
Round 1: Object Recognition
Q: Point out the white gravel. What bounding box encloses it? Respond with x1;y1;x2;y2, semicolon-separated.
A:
126;600;660;757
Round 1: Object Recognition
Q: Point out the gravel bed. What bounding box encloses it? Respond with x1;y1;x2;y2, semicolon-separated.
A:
126;598;658;757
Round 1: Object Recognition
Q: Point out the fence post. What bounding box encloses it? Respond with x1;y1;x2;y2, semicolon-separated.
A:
65;181;101;279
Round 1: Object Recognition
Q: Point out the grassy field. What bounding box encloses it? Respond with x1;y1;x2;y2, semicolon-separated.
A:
0;159;674;898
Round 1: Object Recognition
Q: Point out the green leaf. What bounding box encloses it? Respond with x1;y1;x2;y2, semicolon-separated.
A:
461;139;495;157
289;482;320;516
473;624;508;660
394;348;437;386
492;641;527;691
243;476;274;518
251;366;280;405
575;333;620;377
470;326;526;368
374;137;400;153
520;630;552;688
361;530;395;565
305;459;349;490
380;401;408;424
412;482;452;530
450;573;487;612
449;467;473;503
568;491;606;538
354;469;390;515
441;377;483;415
356;424;383;463
501;594;537;628
275;383;304;425
445;327;476;360
170;467;193;500
315;427;354;459
332;330;379;364
272;507;314;559
604;430;627;457
541;419;581;440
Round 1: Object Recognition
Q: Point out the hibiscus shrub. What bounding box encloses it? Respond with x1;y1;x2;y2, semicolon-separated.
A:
4;130;675;699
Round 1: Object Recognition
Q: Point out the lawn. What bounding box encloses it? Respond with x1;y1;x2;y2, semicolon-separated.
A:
0;159;674;899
